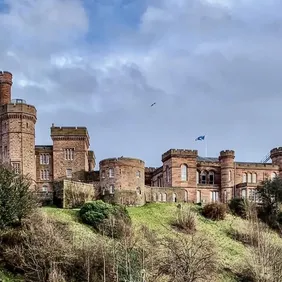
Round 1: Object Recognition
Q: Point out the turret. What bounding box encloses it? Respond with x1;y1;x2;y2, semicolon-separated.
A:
270;147;282;177
0;71;12;105
219;150;235;202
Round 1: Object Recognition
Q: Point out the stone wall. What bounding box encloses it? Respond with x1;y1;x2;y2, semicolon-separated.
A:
53;179;95;208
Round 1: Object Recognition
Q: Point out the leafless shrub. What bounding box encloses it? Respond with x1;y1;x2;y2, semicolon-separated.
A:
156;234;218;282
0;210;74;282
171;205;197;234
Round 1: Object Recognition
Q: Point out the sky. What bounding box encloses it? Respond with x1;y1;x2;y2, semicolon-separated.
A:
1;0;282;168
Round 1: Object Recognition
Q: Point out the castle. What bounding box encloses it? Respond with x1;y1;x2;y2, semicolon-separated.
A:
1;71;282;206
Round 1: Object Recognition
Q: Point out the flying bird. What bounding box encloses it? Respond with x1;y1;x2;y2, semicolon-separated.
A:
150;102;156;107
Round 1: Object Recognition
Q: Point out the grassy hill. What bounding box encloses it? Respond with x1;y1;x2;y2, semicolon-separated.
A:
2;203;282;281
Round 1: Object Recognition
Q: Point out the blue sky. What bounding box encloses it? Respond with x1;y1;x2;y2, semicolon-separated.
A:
1;0;282;167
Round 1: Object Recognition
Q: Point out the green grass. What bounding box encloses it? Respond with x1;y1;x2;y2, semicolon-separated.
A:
39;203;282;282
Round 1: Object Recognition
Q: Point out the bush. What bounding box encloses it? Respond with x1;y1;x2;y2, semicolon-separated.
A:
171;205;196;234
79;200;131;238
202;202;226;221
228;198;248;218
0;166;38;229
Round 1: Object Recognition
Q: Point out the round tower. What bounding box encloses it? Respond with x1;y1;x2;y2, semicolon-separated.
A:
0;73;37;184
99;157;145;205
219;150;235;202
270;147;282;177
0;71;12;105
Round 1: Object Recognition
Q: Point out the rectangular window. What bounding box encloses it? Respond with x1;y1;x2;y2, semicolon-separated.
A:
3;146;7;158
109;185;114;194
40;153;50;165
109;168;114;178
40;169;49;180
64;148;74;160
66;168;72;178
11;162;20;174
211;191;219;202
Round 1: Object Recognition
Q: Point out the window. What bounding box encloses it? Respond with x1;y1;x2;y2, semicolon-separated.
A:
64;148;74;160
248;189;257;202
66;169;72;178
181;164;188;181
153;193;157;201
172;193;177;202
211;191;219;202
101;170;105;178
166;166;170;183
40;169;49;180
200;171;207;184
196;171;200;184
163;193;167;202
197;190;201;203
136;170;141;178
158;193;162;202
3;146;7;158
271;172;277;180
11;162;20;174
242;189;247;198
109;168;114;178
252;173;257;183
229;170;231;182
136;187;141;195
109;185;114;194
247;173;252;183
40;153;50;165
184;190;188;202
42;185;48;192
208;171;214;184
243;173;247;183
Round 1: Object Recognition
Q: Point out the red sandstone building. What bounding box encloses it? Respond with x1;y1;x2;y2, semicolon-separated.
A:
0;71;281;205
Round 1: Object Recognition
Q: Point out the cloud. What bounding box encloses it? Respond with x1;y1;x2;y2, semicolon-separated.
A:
1;0;282;166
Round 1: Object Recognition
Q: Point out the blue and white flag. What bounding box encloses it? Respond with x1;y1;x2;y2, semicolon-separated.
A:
195;135;205;141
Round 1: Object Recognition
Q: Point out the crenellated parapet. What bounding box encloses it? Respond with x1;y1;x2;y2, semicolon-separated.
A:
270;147;282;159
162;149;198;162
219;150;235;160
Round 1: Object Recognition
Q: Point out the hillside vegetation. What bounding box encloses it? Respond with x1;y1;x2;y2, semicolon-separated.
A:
1;202;282;281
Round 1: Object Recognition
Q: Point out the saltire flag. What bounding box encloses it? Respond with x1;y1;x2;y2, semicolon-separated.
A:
195;135;205;141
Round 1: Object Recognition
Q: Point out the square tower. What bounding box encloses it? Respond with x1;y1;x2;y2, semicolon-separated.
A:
51;125;90;181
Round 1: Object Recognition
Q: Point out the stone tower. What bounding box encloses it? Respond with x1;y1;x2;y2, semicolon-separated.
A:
51;125;90;181
270;147;282;177
0;71;37;182
219;150;235;202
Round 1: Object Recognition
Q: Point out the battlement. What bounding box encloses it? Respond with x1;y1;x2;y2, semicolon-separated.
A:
50;126;89;138
162;149;198;162
219;150;235;160
88;150;95;159
145;167;158;173
270;147;282;158
0;102;37;117
0;71;12;85
99;157;145;166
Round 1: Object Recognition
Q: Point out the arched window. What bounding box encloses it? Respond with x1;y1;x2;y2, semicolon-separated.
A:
163;193;167;202
271;172;277;180
252;173;257;183
109;168;114;178
208;171;214;185
136;170;141;178
247;173;252;183
172;193;177;202
181;164;188;181
166;166;170;183
158;193;162;202
200;171;207;184
184;190;188;202
243;173;247;183
153;193;156;201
